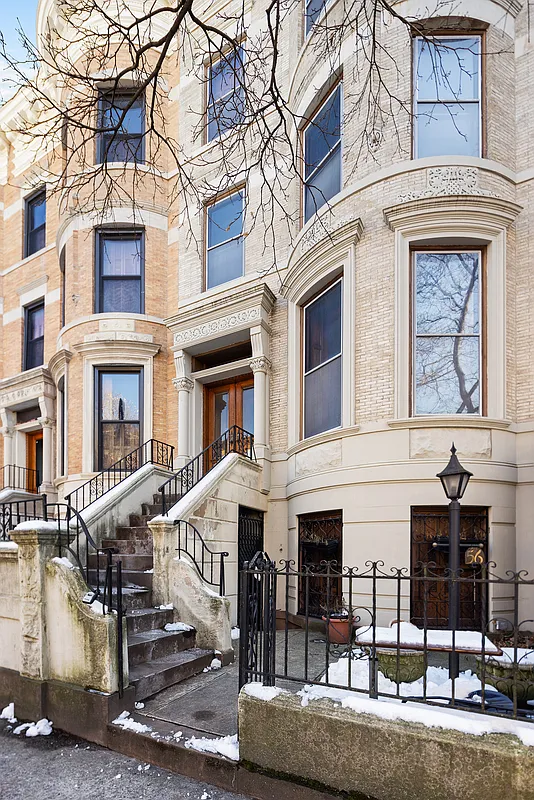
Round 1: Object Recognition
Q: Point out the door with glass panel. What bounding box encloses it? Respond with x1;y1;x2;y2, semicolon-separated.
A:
96;370;142;470
204;377;254;468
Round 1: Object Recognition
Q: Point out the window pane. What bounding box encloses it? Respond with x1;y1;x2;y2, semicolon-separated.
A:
30;194;46;230
209;49;243;102
102;279;141;313
101;423;140;468
29;305;45;340
415;336;480;415
207;89;245;140
416;102;479;158
102;94;143;134
101;237;142;276
242;387;254;433
214;391;229;438
100;373;140;420
208;191;244;248
305;281;342;372
305;355;341;437
305;86;341;179
304;144;341;222
415;252;479;335
416;37;479;102
102;134;143;163
26;339;44;370
29;227;46;254
306;0;328;33
207;238;244;288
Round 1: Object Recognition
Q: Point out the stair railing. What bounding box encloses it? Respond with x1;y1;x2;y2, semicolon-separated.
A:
159;426;255;516
175;519;229;596
0;465;39;493
65;438;174;514
0;494;47;541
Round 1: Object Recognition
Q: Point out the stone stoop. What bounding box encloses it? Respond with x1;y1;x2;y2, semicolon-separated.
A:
90;493;213;702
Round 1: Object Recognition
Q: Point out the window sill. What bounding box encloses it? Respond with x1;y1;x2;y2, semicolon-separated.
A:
288;424;360;457
387;416;512;431
1;244;55;277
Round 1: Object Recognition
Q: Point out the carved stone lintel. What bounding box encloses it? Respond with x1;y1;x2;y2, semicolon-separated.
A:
250;356;272;374
173;308;261;347
397;167;498;204
172;377;194;393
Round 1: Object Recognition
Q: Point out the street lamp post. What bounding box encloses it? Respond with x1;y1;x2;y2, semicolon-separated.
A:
436;444;473;680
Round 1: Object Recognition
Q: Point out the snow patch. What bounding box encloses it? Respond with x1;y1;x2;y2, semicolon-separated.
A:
157;603;173;610
231;627;240;641
185;733;239;762
0;541;18;551
164;622;194;632
355;623;500;654
134;702;145;710
244;684;285;702
14;719;53;737
111;711;152;734
15;520;59;532
1;703;16;723
485;648;534;666
52;556;75;570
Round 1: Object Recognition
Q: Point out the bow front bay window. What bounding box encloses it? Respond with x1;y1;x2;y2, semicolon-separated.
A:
414;36;481;157
207;47;245;141
305;0;331;35
206;190;244;289
96;369;142;469
96;230;144;313
303;279;342;438
413;251;482;415
98;90;144;163
303;84;342;223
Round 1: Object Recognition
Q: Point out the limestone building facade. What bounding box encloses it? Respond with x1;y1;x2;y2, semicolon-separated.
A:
0;0;532;625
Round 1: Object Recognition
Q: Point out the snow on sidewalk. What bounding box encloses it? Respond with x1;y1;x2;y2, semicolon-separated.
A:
185;734;239;762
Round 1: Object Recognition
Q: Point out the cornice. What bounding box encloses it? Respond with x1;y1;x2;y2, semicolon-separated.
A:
167;282;276;350
384;194;522;233
72;339;161;358
0;367;55;409
387;417;512;431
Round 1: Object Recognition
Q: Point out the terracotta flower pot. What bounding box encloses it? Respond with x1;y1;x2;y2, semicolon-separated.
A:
322;616;352;645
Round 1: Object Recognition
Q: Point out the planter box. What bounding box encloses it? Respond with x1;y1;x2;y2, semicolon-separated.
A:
378;649;425;684
475;654;534;704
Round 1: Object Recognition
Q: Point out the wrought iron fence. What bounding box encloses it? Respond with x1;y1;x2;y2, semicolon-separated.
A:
175;519;228;596
239;556;534;723
0;464;39;493
159;426;255;515
66;438;174;513
0;495;47;541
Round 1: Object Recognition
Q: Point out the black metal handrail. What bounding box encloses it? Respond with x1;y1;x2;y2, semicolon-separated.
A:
66;439;174;514
175;519;228;596
0;465;39;494
0;495;47;541
159;426;255;515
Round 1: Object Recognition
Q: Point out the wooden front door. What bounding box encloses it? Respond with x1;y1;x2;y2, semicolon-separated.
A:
204;376;254;445
26;431;43;492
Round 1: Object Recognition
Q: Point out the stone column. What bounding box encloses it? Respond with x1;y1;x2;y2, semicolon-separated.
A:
9;525;58;680
0;408;16;468
250;357;271;450
38;417;55;494
173;377;194;465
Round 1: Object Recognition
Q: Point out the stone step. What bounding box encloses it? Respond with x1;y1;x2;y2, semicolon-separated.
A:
141;503;164;516
106;586;152;611
127;628;195;666
128;514;155;528
126;607;174;635
152;493;181;505
89;553;153;571
88;568;153;590
129;648;214;701
102;538;153;555
116;525;151;540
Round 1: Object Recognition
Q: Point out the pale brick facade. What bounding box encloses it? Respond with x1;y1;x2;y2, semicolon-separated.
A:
0;0;533;620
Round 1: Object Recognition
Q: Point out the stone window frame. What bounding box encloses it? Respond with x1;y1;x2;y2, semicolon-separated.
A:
384;195;521;423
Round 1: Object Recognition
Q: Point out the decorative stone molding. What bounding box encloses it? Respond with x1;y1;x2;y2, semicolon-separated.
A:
83;331;154;344
384;194;522;233
98;319;135;332
172;377;194;392
0;426;15;438
0;368;55;410
299;216;354;255
396;167;498;203
250;356;272;374
168;282;276;352
37;416;55;429
174;308;261;346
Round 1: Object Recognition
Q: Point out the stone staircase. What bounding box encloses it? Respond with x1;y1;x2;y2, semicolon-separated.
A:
89;493;214;701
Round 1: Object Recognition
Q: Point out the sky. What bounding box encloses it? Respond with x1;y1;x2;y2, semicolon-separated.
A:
0;1;39;99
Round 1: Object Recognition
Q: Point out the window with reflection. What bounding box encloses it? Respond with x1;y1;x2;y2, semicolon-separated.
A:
206;189;244;289
414;36;481;157
25;190;46;257
96;230;144;313
303;279;342;438
97;90;144;163
207;47;245;141
413;251;481;415
24;301;45;371
96;370;142;469
303;84;342;223
305;0;330;35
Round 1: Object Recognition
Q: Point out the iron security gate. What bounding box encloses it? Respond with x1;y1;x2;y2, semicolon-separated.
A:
411;506;488;629
238;506;264;623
